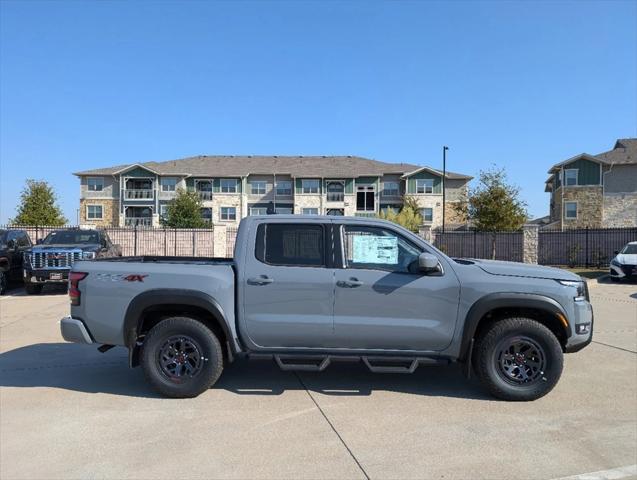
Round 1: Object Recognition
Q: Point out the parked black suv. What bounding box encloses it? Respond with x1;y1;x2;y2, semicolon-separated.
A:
23;229;121;294
0;229;32;295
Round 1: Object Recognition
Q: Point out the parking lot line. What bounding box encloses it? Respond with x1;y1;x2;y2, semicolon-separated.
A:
552;464;637;480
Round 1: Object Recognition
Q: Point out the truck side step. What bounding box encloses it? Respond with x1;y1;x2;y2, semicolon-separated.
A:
363;357;418;373
274;355;331;372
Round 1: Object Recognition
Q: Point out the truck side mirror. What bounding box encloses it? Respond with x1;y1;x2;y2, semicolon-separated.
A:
418;252;439;272
614;250;619;255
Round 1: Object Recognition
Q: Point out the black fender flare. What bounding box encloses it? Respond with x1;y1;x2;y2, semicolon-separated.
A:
458;292;571;361
123;288;234;354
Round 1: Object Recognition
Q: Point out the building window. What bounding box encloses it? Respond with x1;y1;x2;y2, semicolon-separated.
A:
380;205;399;215
160;204;168;220
326;181;345;202
302;208;319;215
86;205;103;220
356;185;375;211
275;207;293;214
201;207;213;223
87;177;104;191
276;181;292;196
161;177;177;192
250;181;267;195
421;208;433;222
564;169;578;186
416;179;434;194
220;206;237;221
249;207;268;216
564;202;577;220
326;208;344;216
220;179;238;193
383;181;399;196
301;179;320;194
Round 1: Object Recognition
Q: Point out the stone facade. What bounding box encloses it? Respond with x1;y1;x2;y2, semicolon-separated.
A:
603;193;637;227
561;186;603;228
79;199;118;227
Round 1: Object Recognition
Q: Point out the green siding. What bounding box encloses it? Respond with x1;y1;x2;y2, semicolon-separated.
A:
124;166;156;178
406;171;442;194
564;159;601;185
213;179;220;193
355;176;379;185
345;178;354;194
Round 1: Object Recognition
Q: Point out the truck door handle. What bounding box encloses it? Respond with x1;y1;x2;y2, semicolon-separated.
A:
247;275;273;286
337;278;364;288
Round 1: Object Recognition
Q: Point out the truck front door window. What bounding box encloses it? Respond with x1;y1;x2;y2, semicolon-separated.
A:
343;226;421;273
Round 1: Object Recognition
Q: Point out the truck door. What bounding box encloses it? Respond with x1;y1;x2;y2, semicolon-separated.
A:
240;221;335;349
332;224;460;352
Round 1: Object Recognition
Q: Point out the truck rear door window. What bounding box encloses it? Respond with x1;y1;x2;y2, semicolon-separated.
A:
256;224;325;267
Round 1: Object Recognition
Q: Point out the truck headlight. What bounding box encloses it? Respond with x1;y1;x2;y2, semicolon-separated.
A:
610;259;621;267
82;251;96;260
557;280;586;301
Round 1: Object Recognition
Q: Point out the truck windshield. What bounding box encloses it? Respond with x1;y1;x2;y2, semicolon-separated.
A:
42;231;100;245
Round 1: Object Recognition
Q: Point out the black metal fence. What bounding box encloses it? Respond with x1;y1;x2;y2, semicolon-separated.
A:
538;227;637;267
433;230;524;262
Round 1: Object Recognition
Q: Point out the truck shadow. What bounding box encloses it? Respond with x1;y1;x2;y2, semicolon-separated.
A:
0;343;489;401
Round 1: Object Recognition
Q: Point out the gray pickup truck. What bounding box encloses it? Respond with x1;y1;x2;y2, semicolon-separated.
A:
60;216;593;401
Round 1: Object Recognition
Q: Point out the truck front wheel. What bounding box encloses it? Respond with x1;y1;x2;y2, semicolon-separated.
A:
474;317;564;401
141;316;224;398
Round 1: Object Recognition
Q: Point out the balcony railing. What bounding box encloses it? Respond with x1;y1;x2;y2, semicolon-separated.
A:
197;191;213;201
355;212;377;217
125;189;154;200
125;217;153;227
326;192;344;202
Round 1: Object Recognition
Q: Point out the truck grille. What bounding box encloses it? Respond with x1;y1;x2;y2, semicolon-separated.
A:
30;251;82;269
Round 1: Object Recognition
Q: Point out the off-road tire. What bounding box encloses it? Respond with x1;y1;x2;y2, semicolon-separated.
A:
474;317;563;401
141;316;224;398
25;283;43;295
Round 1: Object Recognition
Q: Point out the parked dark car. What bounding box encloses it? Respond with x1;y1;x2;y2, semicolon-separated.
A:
24;229;121;294
0;229;32;295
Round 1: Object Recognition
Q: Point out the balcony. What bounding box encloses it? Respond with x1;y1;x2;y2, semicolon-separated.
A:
125;189;154;200
125;217;153;227
197;191;213;201
355;212;377;218
326;192;344;202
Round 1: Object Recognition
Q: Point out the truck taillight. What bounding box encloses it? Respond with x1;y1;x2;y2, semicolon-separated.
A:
69;272;88;306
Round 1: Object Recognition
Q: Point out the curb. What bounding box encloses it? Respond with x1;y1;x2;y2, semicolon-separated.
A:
585;274;609;289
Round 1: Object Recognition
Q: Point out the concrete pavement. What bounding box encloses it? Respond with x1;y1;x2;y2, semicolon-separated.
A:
1;281;636;479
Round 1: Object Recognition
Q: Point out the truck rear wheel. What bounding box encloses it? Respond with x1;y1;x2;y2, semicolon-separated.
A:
141;316;224;398
474;317;563;401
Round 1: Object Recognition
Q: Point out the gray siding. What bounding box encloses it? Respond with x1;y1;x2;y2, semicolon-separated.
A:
604;164;637;193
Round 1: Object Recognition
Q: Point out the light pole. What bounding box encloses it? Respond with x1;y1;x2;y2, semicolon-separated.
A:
442;146;449;233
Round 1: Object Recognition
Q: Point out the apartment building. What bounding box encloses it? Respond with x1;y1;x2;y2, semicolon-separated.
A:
545;138;637;229
74;155;472;228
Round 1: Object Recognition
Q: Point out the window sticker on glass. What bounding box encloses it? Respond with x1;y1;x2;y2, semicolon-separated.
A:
352;236;398;264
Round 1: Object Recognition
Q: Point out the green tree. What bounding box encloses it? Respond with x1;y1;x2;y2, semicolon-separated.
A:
377;195;423;233
456;166;528;258
163;188;208;228
11;179;67;226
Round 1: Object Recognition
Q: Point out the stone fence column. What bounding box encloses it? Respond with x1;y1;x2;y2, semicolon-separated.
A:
522;224;539;264
213;224;227;257
418;225;433;243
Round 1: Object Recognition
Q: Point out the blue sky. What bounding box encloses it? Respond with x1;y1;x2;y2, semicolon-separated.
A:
1;0;635;223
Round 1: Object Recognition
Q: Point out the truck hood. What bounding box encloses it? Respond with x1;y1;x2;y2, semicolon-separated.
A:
471;259;581;281
29;244;100;252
